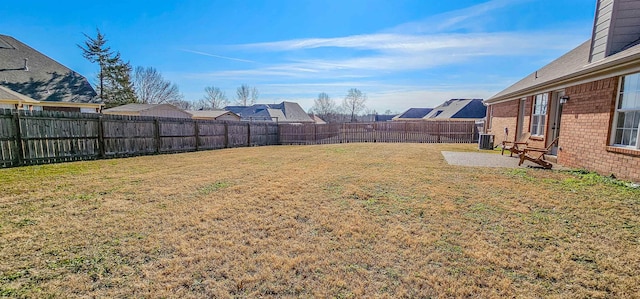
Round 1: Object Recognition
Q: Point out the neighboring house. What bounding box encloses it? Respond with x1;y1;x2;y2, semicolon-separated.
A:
374;114;396;122
0;85;40;110
310;114;327;124
392;108;433;121
484;0;640;181
424;99;486;120
0;34;102;113
187;110;241;121
393;100;485;121
224;101;314;123
103;103;192;118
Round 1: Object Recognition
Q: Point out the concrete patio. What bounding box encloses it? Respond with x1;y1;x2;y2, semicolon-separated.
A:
441;151;566;169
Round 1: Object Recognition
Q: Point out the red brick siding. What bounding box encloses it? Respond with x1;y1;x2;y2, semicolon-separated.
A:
559;77;640;181
487;97;537;146
487;100;519;142
488;76;640;182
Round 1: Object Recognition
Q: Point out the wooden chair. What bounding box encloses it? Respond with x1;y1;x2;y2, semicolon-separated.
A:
501;132;531;157
518;137;559;169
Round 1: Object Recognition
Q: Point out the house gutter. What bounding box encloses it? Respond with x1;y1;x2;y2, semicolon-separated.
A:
485;52;640;104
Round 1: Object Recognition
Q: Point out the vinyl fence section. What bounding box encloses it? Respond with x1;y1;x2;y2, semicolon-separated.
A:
279;121;478;145
0;109;279;167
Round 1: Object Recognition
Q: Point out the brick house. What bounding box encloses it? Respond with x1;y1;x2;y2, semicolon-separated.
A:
0;34;102;112
484;0;640;182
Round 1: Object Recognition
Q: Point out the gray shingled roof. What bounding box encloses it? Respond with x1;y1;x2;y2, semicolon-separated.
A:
0;85;39;103
487;39;640;103
0;34;98;103
103;103;170;112
224;101;314;123
187;110;238;118
424;99;485;119
394;108;433;119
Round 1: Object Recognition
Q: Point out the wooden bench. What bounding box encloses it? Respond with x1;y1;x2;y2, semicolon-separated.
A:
518;137;559;169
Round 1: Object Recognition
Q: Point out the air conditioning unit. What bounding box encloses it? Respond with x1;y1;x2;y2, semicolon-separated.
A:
478;133;494;150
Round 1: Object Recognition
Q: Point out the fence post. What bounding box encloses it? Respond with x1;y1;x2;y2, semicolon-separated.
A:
247;122;251;147
194;120;200;151
277;123;281;145
154;118;161;154
97;115;105;159
264;123;268;145
313;123;317;144
224;122;229;148
12;111;24;166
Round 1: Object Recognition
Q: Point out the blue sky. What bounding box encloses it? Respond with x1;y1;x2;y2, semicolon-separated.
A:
1;0;596;113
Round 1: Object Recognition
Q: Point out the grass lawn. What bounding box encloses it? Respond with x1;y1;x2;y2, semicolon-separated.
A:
1;143;639;298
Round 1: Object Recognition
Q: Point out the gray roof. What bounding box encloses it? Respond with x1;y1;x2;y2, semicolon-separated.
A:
0;34;98;103
425;99;486;119
103;103;176;112
0;85;39;103
395;108;433;119
187;110;238;118
224;101;314;123
487;39;640;103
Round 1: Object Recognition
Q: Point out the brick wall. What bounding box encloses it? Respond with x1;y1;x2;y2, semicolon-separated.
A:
559;77;640;181
487;98;535;145
487;100;519;143
488;76;640;182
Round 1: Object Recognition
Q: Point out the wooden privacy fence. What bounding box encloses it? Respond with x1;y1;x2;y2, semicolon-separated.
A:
279;121;478;145
0;109;278;167
0;109;478;168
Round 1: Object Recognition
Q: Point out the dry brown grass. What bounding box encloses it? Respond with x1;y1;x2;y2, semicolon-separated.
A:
1;143;639;298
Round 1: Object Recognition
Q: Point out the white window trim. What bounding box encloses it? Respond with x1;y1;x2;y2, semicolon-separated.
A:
610;74;640;149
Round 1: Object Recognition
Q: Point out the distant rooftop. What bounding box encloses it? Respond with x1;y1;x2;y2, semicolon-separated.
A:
396;108;433;119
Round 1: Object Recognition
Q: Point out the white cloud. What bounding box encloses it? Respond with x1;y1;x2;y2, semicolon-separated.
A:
179;30;584;83
174;0;590;111
179;49;256;63
388;0;532;33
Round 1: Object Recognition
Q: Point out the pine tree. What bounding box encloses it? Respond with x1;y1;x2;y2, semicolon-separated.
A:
78;29;137;108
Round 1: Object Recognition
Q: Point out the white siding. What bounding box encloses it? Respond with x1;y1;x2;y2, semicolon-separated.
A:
591;0;640;62
590;0;614;62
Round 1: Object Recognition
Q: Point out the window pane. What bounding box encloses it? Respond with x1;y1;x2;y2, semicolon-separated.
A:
634;111;640;128
540;117;545;134
615;129;624;144
624;111;634;128
617;112;626;127
624;73;639;94
623;129;632;145
621;74;640;109
631;129;638;147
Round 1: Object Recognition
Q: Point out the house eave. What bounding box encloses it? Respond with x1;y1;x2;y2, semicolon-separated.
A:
485;51;640;105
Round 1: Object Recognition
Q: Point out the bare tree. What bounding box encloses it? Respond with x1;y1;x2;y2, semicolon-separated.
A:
133;66;182;104
310;92;337;122
168;99;193;110
198;86;229;109
343;88;367;122
236;84;258;106
250;86;259;104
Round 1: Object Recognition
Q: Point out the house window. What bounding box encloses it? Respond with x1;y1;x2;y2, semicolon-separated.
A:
613;73;640;148
531;93;548;136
